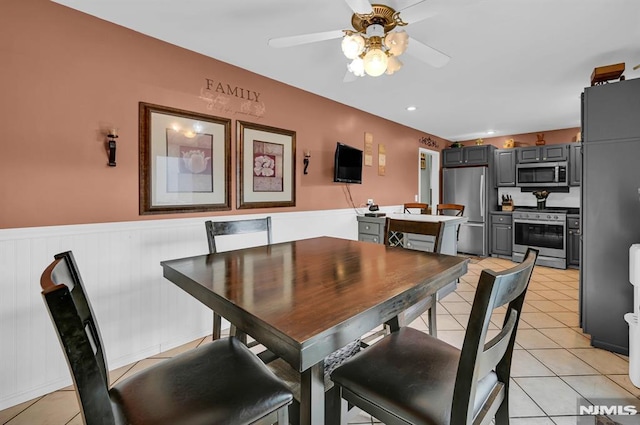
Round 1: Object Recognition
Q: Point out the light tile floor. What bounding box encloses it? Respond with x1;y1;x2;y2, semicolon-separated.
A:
2;257;639;424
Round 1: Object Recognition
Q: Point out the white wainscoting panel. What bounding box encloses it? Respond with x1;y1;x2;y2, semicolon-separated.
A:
0;207;398;410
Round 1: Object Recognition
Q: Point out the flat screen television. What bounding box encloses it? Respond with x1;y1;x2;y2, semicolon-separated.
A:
333;142;363;184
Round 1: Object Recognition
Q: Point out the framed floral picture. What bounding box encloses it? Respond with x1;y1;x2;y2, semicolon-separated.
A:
237;121;296;209
139;102;231;214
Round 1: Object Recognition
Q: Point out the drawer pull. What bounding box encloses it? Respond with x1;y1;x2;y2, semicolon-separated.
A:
365;225;370;230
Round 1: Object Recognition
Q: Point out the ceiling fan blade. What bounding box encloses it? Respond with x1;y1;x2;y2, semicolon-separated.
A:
400;0;477;24
399;0;440;24
268;30;344;48
406;38;451;68
344;0;373;15
343;69;358;83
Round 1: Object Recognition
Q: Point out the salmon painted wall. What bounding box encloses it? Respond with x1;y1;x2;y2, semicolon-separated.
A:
459;127;581;148
0;0;449;229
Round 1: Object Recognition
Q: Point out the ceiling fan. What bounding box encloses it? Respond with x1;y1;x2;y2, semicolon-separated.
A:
268;0;464;80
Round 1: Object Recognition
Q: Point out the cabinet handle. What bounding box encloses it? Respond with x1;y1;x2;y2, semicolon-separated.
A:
365;225;370;230
569;230;573;234
407;242;412;247
508;226;511;229
373;237;378;242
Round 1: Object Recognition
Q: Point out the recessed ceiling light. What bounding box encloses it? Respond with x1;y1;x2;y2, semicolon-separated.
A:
487;130;495;135
406;106;417;111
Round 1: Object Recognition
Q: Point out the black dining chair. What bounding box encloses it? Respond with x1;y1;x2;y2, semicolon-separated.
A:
330;248;538;425
205;217;272;342
383;218;445;337
40;251;293;425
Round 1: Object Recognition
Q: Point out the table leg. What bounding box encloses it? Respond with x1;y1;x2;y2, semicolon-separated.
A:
299;361;324;425
385;315;401;333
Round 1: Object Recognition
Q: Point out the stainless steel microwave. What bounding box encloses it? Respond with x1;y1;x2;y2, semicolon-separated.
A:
516;161;568;187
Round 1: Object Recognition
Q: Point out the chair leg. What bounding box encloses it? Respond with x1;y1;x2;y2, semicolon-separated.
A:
494;397;509;425
212;312;222;340
327;385;348;425
276;405;289;425
428;304;437;338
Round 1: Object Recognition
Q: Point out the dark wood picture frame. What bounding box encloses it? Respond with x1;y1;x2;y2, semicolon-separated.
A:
237;120;296;209
139;102;231;214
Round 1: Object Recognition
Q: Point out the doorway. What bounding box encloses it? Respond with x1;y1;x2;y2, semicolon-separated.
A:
418;148;439;214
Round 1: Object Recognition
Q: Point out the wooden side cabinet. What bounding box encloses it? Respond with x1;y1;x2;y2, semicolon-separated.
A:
494;149;516;187
567;215;580;268
490;213;512;258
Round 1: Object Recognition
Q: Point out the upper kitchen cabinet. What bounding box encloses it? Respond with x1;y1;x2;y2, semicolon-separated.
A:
494;149;516;187
442;145;495;167
584;78;640;142
569;143;581;186
517;144;568;163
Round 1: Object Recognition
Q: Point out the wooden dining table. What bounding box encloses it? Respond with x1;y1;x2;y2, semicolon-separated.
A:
161;236;468;425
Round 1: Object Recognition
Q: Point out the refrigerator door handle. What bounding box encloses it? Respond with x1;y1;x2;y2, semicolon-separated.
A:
480;173;485;219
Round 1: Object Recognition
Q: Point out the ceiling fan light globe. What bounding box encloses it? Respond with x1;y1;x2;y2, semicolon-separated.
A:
385;30;409;56
341;34;365;59
363;48;388;77
348;57;365;77
386;56;403;75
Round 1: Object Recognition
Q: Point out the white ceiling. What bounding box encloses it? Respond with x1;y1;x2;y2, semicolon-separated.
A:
53;0;640;141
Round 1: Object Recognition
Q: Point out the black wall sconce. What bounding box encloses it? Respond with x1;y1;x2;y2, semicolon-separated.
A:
107;128;118;167
303;150;311;174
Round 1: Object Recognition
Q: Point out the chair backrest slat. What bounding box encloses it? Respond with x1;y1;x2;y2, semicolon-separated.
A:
383;218;444;253
452;248;537;425
436;203;465;217
403;202;429;214
41;252;115;425
477;309;517;379
205;217;272;254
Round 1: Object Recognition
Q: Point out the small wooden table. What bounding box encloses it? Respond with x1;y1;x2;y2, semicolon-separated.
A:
161;236;468;425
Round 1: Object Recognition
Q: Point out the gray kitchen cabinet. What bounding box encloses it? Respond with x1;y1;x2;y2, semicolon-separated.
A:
490;213;512;258
584;79;640;142
442;145;494;167
517;144;568;163
442;148;464;167
569;143;581;186
581;77;640;354
494;149;516;187
567;215;580;268
356;216;385;244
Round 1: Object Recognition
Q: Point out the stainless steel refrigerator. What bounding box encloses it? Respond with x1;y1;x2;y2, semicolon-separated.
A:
581;77;640;355
443;166;492;256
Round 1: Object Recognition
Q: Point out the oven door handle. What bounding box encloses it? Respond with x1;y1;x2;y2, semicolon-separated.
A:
514;219;566;226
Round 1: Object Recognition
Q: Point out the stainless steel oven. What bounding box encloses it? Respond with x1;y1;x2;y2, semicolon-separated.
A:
516;161;568;187
512;209;567;269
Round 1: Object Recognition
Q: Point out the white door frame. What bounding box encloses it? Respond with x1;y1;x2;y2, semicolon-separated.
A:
418;148;440;215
